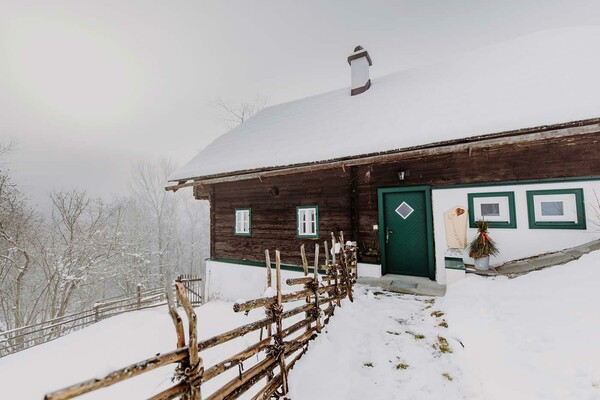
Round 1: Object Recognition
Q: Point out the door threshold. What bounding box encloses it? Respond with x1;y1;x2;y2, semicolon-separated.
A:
358;274;446;297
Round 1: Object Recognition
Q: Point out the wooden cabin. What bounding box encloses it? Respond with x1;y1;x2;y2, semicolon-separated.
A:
168;28;600;299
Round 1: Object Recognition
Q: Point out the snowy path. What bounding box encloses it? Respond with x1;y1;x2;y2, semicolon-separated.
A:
288;286;478;400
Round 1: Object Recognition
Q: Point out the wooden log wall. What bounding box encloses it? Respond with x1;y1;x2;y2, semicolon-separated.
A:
355;132;600;246
206;131;600;263
210;168;353;265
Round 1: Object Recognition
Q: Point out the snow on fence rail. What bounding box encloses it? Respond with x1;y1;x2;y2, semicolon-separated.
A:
0;285;170;357
43;232;357;400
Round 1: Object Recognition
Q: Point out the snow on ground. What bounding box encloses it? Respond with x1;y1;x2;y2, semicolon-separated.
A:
0;301;265;399
290;250;600;400
288;286;477;400
2;251;600;399
441;250;600;400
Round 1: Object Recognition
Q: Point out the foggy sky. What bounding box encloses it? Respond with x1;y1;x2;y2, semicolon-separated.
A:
2;0;600;206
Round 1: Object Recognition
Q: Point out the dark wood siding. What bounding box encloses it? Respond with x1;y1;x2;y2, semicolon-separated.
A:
355;132;600;246
211;168;353;265
209;131;600;265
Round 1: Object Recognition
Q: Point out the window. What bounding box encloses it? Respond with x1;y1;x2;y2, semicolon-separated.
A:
480;203;500;217
467;192;516;228
297;206;319;238
235;208;251;236
526;189;586;229
541;201;564;216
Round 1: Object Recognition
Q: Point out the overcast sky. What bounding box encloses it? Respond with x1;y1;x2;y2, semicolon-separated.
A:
2;0;600;206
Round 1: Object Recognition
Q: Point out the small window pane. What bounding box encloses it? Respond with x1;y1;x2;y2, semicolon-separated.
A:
298;207;317;236
480;203;500;217
299;210;305;234
541;201;564;216
235;209;250;234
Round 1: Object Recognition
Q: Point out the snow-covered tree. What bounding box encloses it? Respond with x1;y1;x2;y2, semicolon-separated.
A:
40;190;124;318
131;158;180;285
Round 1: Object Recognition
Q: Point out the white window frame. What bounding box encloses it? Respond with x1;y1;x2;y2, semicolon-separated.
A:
468;191;516;228
473;196;510;223
235;208;251;236
526;188;586;230
297;206;318;238
532;194;578;223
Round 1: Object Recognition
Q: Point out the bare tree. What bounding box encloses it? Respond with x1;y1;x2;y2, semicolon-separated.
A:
40;190;123;318
179;196;209;275
211;95;268;127
107;197;154;294
0;143;40;334
131;158;179;285
0;141;12;160
0;173;41;331
589;189;600;230
0;147;211;337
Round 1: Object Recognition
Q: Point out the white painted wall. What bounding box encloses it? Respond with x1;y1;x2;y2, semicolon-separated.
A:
205;260;377;301
432;180;600;284
204;260;310;302
357;262;382;278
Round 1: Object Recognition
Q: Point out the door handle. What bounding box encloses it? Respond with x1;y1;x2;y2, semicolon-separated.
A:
385;227;393;244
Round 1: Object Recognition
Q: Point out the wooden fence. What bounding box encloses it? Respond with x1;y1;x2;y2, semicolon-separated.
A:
177;274;203;307
44;232;357;400
0;285;168;358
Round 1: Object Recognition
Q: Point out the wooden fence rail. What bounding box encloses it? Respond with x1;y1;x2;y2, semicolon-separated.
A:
0;285;170;357
44;232;357;400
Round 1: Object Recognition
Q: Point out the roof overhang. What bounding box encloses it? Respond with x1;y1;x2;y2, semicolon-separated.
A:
165;117;600;192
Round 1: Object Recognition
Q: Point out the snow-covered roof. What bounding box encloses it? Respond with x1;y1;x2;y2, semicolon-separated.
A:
170;27;600;182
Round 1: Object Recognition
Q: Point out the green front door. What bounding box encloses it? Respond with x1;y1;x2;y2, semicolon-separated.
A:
378;186;434;279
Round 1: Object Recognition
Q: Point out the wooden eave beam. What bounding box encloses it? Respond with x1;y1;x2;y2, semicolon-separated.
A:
164;118;600;191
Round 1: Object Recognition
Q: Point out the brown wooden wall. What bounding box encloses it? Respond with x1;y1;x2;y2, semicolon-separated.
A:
209;168;353;265
355;132;600;246
206;131;600;265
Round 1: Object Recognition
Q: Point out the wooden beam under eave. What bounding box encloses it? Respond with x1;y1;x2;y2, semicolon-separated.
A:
166;181;194;191
194;185;211;200
165;120;600;189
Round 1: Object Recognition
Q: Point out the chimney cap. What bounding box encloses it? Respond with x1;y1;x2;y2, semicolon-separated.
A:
347;46;372;66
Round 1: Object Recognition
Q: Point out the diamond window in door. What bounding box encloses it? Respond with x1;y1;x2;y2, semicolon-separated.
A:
395;201;414;219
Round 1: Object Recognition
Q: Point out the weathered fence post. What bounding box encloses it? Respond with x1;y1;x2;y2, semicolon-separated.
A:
330;233;341;307
313;244;322;333
264;250;273;386
166;279;185;350
175;276;181;308
274;250;288;395
94;304;100;323
175;282;203;400
136;283;142;310
337;232;354;303
265;249;272;289
300;244;309;276
300;244;312;332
